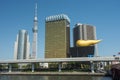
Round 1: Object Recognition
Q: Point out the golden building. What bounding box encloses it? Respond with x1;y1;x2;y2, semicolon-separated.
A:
45;14;70;58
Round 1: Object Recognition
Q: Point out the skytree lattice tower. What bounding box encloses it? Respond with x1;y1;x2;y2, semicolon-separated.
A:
32;3;38;59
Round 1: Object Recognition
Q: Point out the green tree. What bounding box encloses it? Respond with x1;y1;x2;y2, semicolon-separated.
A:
0;64;2;69
34;63;40;69
11;63;19;68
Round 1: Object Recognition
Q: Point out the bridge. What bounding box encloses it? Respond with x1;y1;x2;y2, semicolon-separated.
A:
0;56;119;73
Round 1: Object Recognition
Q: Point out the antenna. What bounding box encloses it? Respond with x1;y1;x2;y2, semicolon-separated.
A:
35;3;37;17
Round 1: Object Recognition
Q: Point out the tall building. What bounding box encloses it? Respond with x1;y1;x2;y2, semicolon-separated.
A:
32;3;38;59
71;23;98;57
73;23;96;46
45;14;70;58
14;30;30;60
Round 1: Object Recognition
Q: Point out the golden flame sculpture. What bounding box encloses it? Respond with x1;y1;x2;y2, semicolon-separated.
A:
76;40;101;47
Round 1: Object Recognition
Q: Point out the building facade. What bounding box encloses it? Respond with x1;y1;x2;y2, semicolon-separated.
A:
73;23;96;46
14;30;30;60
45;14;70;58
71;23;97;57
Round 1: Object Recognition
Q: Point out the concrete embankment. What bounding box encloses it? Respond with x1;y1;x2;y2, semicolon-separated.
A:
0;72;111;76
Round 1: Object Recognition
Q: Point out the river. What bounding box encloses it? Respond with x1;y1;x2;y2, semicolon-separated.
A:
0;75;112;80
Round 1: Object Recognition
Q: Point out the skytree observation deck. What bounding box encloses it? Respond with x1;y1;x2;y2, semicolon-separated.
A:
45;14;70;23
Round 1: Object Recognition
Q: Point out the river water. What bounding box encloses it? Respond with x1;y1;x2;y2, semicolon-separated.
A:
0;75;112;80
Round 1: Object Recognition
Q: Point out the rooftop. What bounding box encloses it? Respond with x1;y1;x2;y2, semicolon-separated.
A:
45;14;70;23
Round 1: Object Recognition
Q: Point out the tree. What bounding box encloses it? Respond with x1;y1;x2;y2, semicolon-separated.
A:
11;63;19;68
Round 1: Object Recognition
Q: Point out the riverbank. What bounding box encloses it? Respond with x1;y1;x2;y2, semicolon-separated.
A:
0;72;111;76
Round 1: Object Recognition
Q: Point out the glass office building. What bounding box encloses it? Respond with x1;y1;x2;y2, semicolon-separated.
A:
14;30;30;59
45;14;70;58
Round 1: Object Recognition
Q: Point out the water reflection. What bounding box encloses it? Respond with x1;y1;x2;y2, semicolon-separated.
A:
0;75;112;80
46;76;111;80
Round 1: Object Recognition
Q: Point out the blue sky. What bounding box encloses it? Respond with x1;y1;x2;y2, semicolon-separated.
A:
0;0;120;59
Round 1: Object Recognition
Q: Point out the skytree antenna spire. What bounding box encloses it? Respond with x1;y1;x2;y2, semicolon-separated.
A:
35;3;37;19
32;3;38;59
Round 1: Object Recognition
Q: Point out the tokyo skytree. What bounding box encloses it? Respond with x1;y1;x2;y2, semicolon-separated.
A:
32;3;38;59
